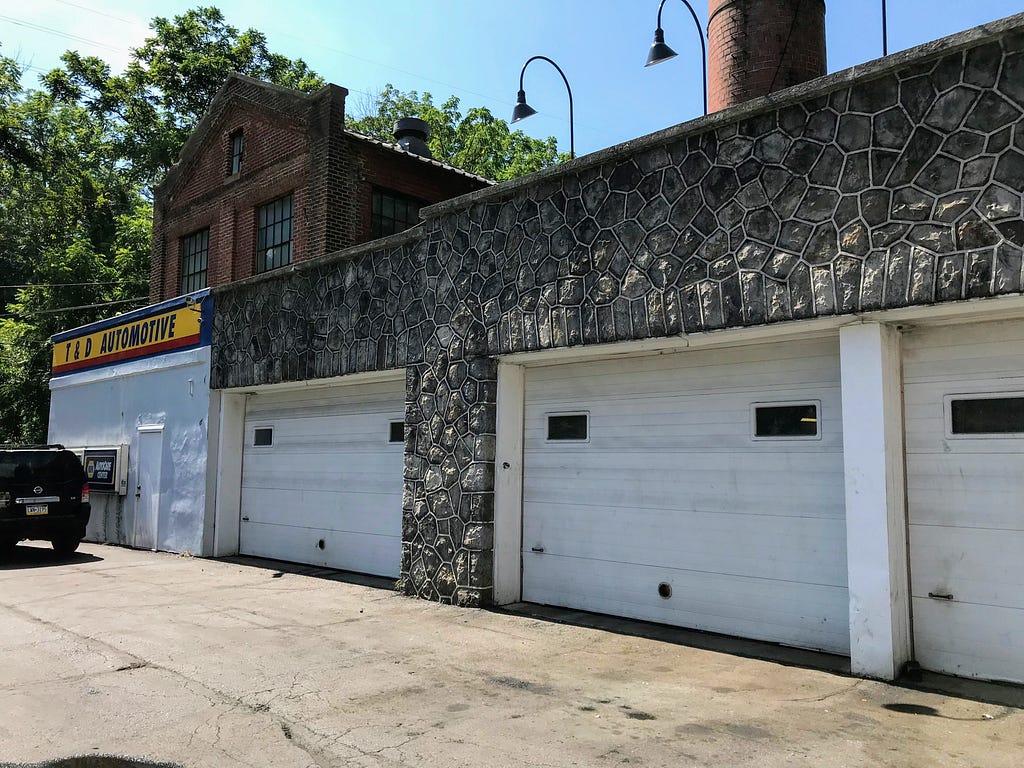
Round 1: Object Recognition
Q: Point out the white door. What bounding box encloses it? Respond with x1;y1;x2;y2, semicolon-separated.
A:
521;338;849;654
133;427;163;551
904;320;1024;683
239;378;405;577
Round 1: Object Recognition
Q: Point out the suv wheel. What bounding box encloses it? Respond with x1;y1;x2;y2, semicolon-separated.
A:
51;535;81;556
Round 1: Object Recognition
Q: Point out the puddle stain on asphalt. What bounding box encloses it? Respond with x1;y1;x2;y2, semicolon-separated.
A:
1;758;181;768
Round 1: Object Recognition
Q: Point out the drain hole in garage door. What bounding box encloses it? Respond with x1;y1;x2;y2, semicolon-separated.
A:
317;539;325;550
658;582;672;599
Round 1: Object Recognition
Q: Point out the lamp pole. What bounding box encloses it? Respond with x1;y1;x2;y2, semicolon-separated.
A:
512;55;575;160
882;0;888;56
645;0;708;116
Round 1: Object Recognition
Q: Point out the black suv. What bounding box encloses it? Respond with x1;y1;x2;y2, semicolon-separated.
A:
0;444;91;555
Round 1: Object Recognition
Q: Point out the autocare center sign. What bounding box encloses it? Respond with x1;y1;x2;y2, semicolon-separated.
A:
51;292;212;376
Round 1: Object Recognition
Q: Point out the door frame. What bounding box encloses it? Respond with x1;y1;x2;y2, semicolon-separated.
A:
133;424;164;551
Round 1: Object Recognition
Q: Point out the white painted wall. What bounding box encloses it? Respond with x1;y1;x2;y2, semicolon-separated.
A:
212;391;245;557
494;363;525;604
48;347;214;555
839;322;912;681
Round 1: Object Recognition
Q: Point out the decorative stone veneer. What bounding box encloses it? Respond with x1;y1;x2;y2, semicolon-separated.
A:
212;16;1024;606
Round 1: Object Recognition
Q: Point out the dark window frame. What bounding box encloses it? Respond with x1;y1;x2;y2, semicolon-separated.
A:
546;412;590;442
947;393;1024;437
180;228;209;295
751;401;821;440
371;188;422;239
252;427;274;447
229;130;244;176
256;193;294;273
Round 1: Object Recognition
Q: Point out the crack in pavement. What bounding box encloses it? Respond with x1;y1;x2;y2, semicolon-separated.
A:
0;601;338;767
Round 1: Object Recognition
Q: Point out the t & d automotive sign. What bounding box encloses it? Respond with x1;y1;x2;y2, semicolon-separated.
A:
51;292;212;376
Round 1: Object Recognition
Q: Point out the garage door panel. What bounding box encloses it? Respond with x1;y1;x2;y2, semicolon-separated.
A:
904;319;1024;682
239;521;399;578
240;487;400;536
243;461;400;493
524;502;847;585
528;342;840;392
523;553;850;653
240;378;404;577
911;598;1024;683
525;463;845;518
522;338;848;653
910;526;1024;609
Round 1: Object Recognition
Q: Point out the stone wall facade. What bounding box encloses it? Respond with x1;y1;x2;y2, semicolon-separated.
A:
211;16;1024;606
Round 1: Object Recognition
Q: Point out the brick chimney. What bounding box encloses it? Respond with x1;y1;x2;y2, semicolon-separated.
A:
707;0;827;112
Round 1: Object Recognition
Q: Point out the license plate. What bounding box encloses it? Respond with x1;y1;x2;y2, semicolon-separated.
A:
25;504;48;516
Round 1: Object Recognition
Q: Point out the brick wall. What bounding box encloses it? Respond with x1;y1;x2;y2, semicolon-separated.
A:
708;0;827;112
353;141;494;241
150;76;489;302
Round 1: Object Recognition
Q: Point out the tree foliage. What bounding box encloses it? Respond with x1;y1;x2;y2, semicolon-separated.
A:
44;6;323;188
349;84;566;181
0;7;322;443
1;7;560;444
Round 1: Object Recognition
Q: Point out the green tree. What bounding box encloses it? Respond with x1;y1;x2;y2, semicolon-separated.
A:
44;6;324;187
349;84;565;181
0;7;324;443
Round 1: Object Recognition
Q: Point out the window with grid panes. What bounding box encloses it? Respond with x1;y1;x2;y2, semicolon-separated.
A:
180;229;209;294
256;193;293;273
371;189;421;238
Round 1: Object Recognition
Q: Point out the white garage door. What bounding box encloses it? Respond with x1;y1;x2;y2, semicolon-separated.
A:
904;320;1024;683
522;338;849;654
240;378;405;577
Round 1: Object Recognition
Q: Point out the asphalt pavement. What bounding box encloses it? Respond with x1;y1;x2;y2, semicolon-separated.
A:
0;542;1020;767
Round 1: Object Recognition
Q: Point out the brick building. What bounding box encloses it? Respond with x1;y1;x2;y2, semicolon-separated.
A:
149;73;491;302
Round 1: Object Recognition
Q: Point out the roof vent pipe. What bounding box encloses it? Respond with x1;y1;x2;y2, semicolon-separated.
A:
393;117;432;158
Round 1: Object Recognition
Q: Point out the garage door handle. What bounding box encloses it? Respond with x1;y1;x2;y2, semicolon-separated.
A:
531;546;544;553
241;516;250;522
928;591;954;600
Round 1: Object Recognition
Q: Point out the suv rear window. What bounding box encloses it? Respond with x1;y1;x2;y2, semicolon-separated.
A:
0;451;83;482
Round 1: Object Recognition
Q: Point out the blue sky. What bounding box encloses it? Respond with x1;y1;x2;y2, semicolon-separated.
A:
2;1;1022;156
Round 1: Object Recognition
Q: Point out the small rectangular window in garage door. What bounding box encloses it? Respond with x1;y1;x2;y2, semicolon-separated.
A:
389;420;404;443
947;393;1024;437
547;412;589;441
751;401;820;440
252;426;273;447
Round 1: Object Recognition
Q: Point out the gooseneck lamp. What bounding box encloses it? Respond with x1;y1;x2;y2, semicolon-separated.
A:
645;0;708;116
511;55;575;160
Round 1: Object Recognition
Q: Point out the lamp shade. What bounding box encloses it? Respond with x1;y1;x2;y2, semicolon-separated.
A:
511;90;537;123
645;28;678;67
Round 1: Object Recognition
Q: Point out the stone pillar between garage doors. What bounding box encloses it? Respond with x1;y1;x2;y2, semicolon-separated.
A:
401;359;498;607
840;322;912;680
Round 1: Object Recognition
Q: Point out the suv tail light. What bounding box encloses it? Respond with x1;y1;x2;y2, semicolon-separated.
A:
81;483;89;503
0;491;9;509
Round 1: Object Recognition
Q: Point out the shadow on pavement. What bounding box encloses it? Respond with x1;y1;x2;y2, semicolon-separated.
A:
0;756;179;767
219;554;397;591
0;543;102;570
498;601;851;676
499;603;1024;710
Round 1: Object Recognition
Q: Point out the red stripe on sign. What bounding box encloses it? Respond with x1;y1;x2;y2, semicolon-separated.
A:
52;333;201;374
